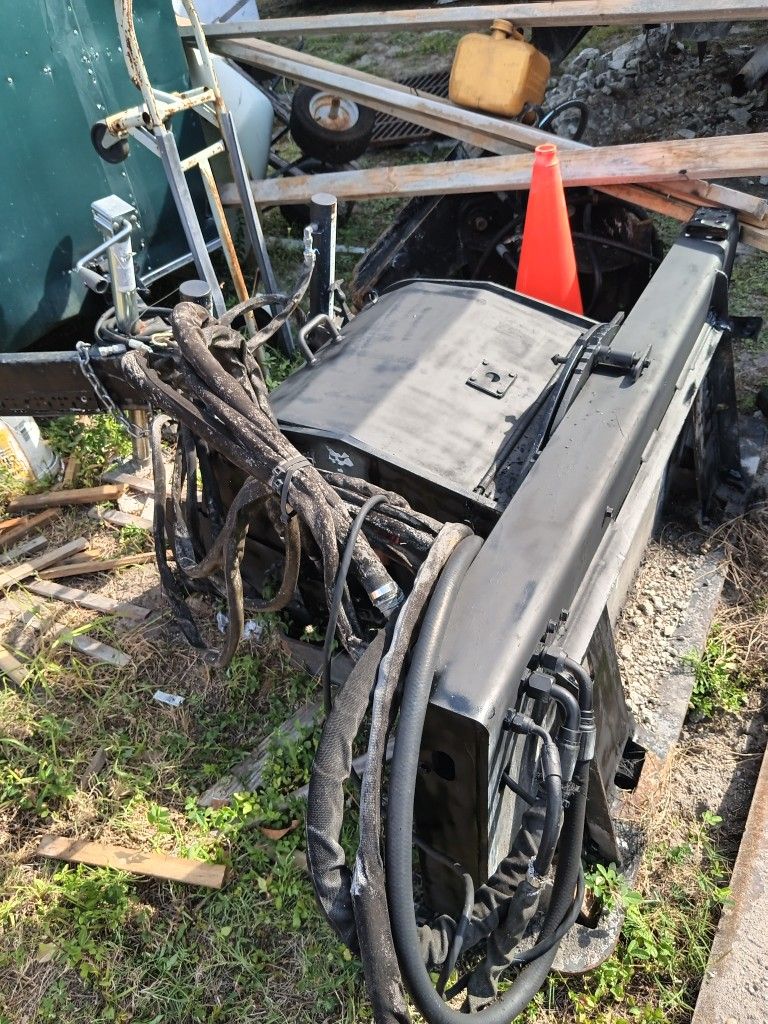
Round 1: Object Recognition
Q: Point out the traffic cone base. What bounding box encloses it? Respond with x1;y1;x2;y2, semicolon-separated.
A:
515;142;583;315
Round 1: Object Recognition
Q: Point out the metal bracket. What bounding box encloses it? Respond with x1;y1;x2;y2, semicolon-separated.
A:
467;359;516;398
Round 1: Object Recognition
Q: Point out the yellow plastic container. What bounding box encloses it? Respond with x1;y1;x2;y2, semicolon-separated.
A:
449;20;551;118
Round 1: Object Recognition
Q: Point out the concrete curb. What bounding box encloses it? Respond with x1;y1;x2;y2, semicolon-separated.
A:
692;740;768;1024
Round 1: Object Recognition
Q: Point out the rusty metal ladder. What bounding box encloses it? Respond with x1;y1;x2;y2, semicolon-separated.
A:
103;0;292;353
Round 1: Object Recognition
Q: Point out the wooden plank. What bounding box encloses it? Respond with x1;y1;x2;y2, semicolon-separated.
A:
235;132;768;204
36;836;226;889
0;538;89;590
0;509;59;550
219;37;768;234
78;748;108;790
10;602;132;668
196;0;767;39
25;580;151;622
103;471;154;496
0;644;29;687
89;508;153;531
7;485;123;513
62;457;79;489
0;516;30;534
0;536;47;567
39;552;158;580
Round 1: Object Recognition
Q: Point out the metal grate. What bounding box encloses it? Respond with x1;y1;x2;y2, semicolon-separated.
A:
370;70;450;148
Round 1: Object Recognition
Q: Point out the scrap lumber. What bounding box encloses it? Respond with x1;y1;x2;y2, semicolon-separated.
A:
195;0;766;39
61;457;79;489
78;748;108;790
0;536;47;567
218;37;768;244
0;538;89;590
0;509;59;550
7;485;123;513
237;132;768;204
25;580;150;622
39;552;158;580
9;602;132;668
37;836;226;889
0;516;29;534
103;471;154;496
89;508;153;531
0;643;29;687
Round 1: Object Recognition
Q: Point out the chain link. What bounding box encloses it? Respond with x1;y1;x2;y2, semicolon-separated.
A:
75;341;149;439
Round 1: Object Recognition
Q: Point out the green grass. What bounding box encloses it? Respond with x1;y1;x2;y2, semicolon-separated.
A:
684;627;748;718
524;812;732;1024
42;415;132;488
0;625;368;1024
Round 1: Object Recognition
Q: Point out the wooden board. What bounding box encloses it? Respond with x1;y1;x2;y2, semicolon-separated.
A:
25;580;151;622
0;538;89;590
89;508;153;531
218;37;768;242
236;132;768;205
195;0;766;39
39;552;158;580
0;536;47;567
9;601;132;668
7;485;123;513
103;471;155;496
37;836;226;889
0;644;29;687
0;516;30;534
0;509;59;551
61;457;79;488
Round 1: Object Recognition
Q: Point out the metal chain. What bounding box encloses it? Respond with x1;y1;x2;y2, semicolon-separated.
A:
75;341;149;439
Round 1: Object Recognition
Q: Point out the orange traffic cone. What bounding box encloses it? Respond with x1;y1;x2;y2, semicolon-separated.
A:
515;142;583;314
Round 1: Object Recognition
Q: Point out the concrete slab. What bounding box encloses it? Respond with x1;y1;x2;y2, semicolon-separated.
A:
692;742;768;1024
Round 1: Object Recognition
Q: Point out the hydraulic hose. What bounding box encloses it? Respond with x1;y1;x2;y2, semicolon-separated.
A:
387;594;590;1023
322;492;388;714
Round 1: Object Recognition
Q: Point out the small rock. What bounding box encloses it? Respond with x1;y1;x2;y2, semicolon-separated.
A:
570;46;600;70
729;106;752;126
662;624;676;637
621;643;633;660
678;128;696;139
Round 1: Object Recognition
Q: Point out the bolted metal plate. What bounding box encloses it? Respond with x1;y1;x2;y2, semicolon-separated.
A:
466;359;516;398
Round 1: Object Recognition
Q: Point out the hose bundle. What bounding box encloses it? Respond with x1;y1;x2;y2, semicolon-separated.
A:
121;263;440;669
307;527;595;1023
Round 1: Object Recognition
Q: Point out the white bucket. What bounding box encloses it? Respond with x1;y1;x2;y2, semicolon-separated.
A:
0;417;62;482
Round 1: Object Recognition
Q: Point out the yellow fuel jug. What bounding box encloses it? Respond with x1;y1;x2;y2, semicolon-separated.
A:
449;20;551;118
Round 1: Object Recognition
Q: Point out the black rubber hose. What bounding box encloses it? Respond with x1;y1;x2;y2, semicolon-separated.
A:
510;864;585;968
322;492;387;714
549;683;580;736
564;657;594;713
507;718;562;878
388;616;590;1024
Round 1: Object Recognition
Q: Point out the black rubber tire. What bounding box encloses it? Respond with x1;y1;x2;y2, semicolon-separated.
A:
90;121;129;164
279;157;356;230
289;85;375;163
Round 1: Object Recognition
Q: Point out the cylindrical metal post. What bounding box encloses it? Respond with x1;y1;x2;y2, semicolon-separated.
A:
127;409;151;470
309;192;337;319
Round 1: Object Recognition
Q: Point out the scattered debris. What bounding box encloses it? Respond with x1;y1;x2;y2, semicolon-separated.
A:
0;538;89;590
36;836;226;889
102;470;154;496
0;642;29;687
24;580;151;622
88;508;153;531
78;748;108;790
39;551;159;580
0;535;47;567
7;484;123;513
0;509;59;550
153;690;185;708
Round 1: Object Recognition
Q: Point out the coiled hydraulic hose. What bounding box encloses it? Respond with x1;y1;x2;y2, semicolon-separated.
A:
384;536;588;1023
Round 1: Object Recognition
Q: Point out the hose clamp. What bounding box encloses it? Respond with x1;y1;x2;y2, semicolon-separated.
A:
270;455;312;523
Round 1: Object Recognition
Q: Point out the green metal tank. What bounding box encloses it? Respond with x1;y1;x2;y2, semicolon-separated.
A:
0;1;206;352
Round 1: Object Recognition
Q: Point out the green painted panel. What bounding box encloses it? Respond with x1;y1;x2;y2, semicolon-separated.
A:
0;1;207;351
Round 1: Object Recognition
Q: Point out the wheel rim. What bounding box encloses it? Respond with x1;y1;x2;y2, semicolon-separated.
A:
307;92;360;132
